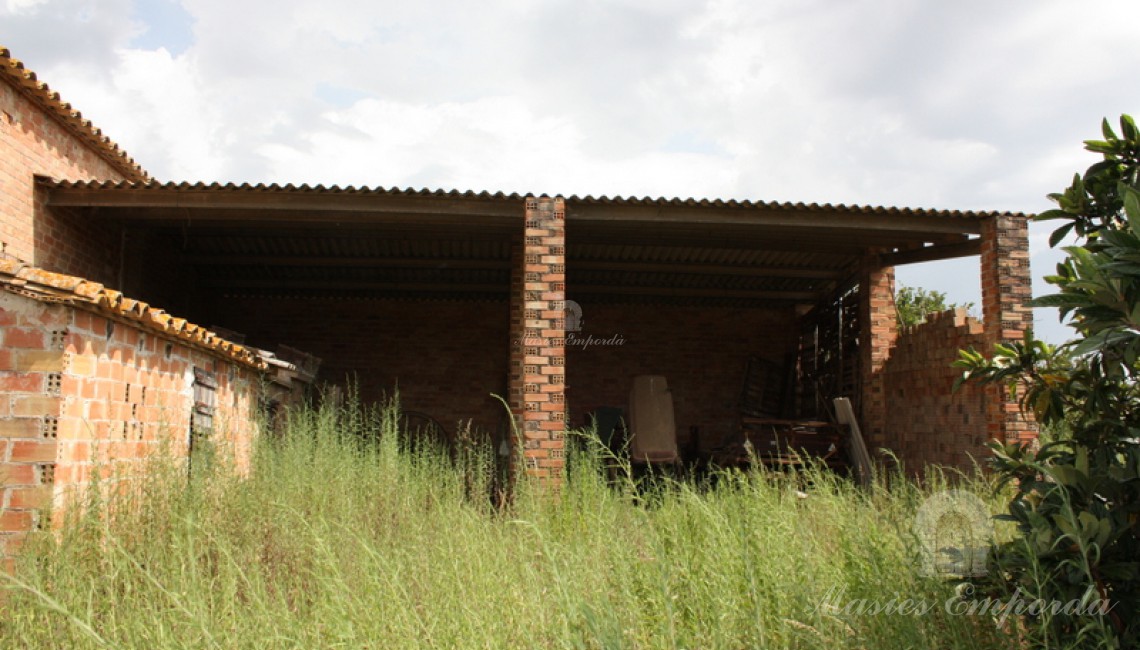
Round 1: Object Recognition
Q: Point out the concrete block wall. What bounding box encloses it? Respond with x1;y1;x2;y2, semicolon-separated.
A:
0;80;127;283
0;291;262;569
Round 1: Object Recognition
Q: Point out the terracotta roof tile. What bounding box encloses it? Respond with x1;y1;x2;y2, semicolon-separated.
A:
1;47;149;182
0;259;265;370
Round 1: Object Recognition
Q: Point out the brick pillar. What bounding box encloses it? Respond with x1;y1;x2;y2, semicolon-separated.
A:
506;197;566;487
0;294;64;571
980;214;1035;446
858;264;897;449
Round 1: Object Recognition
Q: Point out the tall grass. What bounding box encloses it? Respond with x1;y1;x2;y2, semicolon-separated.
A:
1;400;1015;649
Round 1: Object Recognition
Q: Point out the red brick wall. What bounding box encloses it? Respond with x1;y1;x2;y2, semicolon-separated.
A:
880;309;991;471
0;291;261;567
981;214;1036;446
565;303;797;454
868;212;1036;473
206;292;797;462
0;81;126;283
207;296;511;435
860;266;898;449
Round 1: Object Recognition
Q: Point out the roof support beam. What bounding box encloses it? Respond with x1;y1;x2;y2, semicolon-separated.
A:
184;254;845;280
571;285;817;301
878;239;981;266
570;260;842;279
45;185;524;218
198;278;816;302
44;183;990;238
567;204;983;235
569;226;965;255
185;255;511;270
200;279;508;293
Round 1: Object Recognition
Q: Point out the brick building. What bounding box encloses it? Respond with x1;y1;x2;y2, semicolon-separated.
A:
0;48;1033;560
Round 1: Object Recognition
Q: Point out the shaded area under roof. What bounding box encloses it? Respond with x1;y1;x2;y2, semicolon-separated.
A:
39;178;1000;306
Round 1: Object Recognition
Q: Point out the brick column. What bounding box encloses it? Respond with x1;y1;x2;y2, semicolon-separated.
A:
980;214;1035;446
507;197;566;487
858;264;897;449
0;294;64;571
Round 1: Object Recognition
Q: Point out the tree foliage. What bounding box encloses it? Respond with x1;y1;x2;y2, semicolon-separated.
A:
895;285;972;328
955;116;1140;648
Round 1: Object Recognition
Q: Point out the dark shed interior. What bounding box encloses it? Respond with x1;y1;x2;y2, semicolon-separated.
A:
40;178;986;459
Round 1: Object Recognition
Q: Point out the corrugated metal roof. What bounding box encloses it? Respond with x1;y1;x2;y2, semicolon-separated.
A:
0;259;265;369
40;178;1024;220
1;48;148;182
35;170;999;308
566;194;1017;220
45;178;527;201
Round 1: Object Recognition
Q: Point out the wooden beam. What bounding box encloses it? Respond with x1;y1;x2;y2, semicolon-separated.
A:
573;285;818;301
46;186;524;217
184;253;844;280
46;184;984;237
197;277;816;302
570;224;967;254
878;239;981;266
570;260;842;279
169;225;515;240
199;279;508;293
572;231;868;255
66;206;519;227
185;255;511;270
566;203;983;235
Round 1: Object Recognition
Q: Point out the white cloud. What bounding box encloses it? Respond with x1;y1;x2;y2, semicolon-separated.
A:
259;94;740;197
7;0;1140;342
4;0;48;13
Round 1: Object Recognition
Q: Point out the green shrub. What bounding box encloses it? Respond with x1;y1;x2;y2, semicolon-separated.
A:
957;116;1140;649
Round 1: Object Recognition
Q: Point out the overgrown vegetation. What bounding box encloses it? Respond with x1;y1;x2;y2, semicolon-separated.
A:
957;115;1140;649
0;399;1014;649
895;285;973;328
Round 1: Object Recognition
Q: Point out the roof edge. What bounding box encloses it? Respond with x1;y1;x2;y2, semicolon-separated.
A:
1;47;149;183
37;178;1030;220
0;259;265;370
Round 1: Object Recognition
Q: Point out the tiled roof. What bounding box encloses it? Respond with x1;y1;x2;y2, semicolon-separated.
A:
41;179;1024;219
1;47;149;182
0;259;265;369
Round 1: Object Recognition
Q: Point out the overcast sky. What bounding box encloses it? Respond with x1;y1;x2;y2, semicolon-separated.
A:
5;0;1140;343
